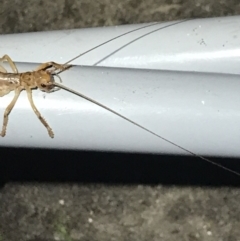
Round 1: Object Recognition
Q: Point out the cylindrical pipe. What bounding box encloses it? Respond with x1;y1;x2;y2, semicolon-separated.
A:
0;16;240;74
0;62;239;158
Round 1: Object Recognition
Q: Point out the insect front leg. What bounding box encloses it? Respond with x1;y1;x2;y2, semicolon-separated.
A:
35;62;71;72
26;87;54;138
0;87;22;137
0;55;18;73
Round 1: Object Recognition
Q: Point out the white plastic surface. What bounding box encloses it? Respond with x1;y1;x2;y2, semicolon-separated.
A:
0;62;240;158
0;16;240;74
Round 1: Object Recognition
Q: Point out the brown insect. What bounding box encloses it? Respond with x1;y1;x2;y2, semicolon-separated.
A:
0;54;72;138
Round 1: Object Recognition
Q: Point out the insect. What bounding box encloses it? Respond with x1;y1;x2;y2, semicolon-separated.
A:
0;54;72;138
0;19;239;177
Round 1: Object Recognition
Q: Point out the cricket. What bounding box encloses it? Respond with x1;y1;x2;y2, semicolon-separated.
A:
0;20;239;177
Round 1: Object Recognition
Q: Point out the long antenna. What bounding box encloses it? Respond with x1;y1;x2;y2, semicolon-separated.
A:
54;82;240;177
93;19;189;66
62;21;161;66
56;19;190;73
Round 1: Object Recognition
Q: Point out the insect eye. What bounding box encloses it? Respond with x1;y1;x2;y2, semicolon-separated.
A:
41;84;47;88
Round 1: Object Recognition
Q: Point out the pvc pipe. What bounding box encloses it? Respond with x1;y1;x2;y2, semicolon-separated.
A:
0;62;240;158
0;16;240;74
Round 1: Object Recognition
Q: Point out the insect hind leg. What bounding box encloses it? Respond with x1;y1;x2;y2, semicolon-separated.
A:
0;55;18;73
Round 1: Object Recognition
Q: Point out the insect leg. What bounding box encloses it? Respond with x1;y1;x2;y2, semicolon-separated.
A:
0;55;18;73
0;87;22;137
0;65;7;73
35;62;71;72
26;87;54;138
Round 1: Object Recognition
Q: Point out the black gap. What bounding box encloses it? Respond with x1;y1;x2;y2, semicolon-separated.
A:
0;147;240;186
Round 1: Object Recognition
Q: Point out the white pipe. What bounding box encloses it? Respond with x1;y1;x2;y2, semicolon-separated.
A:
0;62;239;158
0;16;240;74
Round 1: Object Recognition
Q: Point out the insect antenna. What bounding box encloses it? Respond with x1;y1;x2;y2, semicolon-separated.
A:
53;81;240;178
61;22;161;66
93;19;190;66
54;19;189;75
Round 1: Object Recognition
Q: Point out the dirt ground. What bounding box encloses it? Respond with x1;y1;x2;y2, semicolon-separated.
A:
1;1;240;241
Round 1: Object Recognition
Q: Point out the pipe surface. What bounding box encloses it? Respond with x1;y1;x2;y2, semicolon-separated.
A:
0;16;239;74
0;63;239;158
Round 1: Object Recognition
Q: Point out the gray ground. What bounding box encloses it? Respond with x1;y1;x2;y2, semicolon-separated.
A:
1;1;240;241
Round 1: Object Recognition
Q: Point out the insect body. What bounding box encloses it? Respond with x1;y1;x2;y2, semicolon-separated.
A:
0;54;71;138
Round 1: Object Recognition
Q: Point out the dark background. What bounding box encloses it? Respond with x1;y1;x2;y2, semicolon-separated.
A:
1;1;240;241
